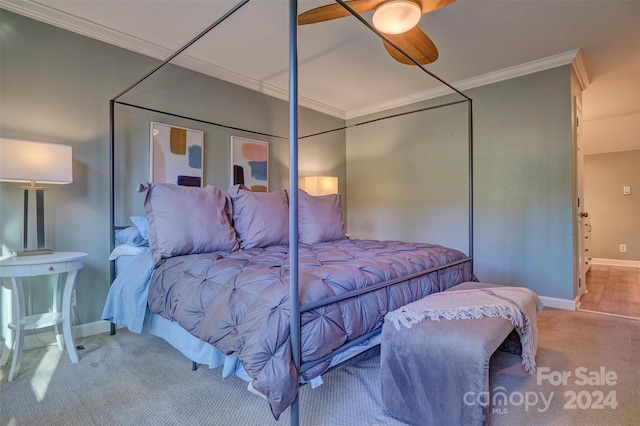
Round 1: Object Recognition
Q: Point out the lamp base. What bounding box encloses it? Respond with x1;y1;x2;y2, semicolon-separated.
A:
16;248;53;257
19;187;53;257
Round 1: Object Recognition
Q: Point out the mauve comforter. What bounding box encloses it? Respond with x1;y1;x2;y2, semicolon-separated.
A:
147;238;472;418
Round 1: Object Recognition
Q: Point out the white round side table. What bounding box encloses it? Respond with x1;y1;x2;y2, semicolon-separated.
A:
0;252;87;381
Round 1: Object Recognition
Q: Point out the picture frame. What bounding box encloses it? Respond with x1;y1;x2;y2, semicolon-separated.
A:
230;136;269;192
150;122;204;187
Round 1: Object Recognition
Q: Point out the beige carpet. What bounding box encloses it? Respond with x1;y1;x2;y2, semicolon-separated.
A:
488;308;639;425
1;308;638;425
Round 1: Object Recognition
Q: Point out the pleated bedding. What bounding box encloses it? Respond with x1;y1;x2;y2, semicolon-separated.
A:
147;238;473;418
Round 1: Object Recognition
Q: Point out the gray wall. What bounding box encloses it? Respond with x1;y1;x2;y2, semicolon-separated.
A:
0;10;346;330
584;150;640;260
346;100;470;253
347;66;576;300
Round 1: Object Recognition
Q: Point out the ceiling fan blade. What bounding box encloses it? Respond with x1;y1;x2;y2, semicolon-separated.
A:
298;0;386;25
419;0;456;14
382;26;438;65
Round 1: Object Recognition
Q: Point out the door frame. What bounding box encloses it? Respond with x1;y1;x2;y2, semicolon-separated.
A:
575;97;588;298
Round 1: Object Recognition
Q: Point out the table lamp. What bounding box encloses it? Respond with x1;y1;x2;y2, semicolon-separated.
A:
0;138;73;256
304;176;338;196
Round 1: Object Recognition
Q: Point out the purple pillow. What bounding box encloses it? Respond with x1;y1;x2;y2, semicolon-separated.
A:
297;189;345;245
228;184;289;249
138;182;239;266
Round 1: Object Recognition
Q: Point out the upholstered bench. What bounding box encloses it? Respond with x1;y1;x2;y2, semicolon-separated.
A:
380;282;540;426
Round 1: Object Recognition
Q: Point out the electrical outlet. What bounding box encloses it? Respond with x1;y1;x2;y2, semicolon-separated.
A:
619;244;627;253
623;186;631;195
71;289;77;306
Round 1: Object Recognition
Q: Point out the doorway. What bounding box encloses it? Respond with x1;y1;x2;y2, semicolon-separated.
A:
575;98;640;319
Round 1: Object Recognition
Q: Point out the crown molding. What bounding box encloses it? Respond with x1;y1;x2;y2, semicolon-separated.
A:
2;1;585;121
0;0;165;55
571;49;590;91
0;0;347;119
347;50;583;119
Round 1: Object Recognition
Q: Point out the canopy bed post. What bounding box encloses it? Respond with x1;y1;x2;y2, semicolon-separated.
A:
109;98;116;335
288;1;301;424
468;99;474;275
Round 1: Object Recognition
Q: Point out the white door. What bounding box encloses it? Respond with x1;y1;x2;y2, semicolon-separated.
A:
576;98;589;296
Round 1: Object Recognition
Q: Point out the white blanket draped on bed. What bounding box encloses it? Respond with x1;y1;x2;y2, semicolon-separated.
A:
385;285;544;374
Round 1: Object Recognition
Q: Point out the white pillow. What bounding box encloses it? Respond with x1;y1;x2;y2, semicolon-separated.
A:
108;244;149;261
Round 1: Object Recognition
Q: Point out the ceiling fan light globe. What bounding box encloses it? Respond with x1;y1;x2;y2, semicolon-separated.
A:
372;0;422;34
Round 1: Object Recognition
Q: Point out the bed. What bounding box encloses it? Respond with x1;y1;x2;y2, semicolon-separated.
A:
104;183;474;418
106;1;474;423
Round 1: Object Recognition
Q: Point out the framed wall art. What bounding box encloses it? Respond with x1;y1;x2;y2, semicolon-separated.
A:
230;136;268;192
150;122;204;187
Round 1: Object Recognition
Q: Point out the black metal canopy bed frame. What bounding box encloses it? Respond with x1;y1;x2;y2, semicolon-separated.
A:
107;1;473;424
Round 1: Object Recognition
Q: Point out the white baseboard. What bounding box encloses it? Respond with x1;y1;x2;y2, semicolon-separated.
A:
540;296;576;311
3;320;113;352
590;258;640;268
577;308;640;321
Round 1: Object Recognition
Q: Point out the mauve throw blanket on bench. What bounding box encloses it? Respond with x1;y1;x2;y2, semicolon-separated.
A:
147;238;472;418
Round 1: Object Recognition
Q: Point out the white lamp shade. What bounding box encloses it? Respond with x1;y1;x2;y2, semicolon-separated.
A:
305;176;338;196
372;0;422;34
0;138;73;184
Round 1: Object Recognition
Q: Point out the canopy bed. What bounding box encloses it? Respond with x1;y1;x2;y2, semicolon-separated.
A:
105;1;474;424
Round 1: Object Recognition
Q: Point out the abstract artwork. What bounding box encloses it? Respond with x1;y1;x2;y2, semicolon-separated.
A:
230;136;268;192
150;122;203;187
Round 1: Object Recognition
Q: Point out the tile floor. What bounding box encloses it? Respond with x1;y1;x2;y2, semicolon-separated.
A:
578;264;640;318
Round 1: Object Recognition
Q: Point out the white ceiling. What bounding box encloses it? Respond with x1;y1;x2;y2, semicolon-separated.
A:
2;0;639;154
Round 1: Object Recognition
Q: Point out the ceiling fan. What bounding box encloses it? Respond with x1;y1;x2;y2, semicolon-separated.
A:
298;0;455;65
